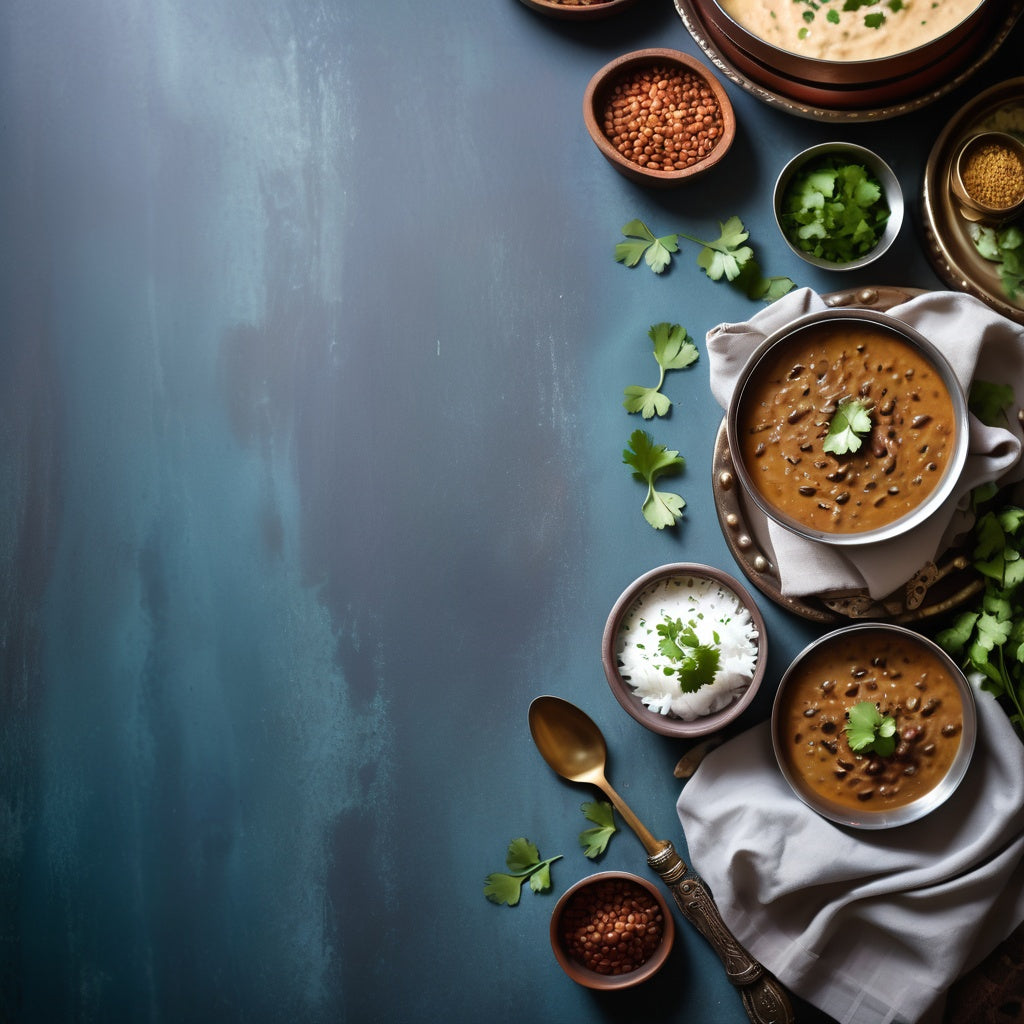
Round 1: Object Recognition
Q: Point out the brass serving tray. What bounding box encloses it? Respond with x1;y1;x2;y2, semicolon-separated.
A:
711;285;982;624
922;77;1024;326
674;0;1024;123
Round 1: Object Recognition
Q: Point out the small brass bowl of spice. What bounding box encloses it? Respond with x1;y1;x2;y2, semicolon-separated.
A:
550;871;674;989
950;131;1024;225
773;142;903;271
516;0;640;18
771;623;977;829
602;563;767;738
583;49;736;188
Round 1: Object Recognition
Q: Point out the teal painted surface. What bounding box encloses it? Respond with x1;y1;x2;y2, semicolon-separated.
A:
1;0;1020;1021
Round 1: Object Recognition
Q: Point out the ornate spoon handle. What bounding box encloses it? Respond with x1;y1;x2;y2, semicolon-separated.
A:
648;842;795;1024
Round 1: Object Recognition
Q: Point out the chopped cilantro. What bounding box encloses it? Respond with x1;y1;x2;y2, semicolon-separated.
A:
969;222;1024;301
656;617;721;692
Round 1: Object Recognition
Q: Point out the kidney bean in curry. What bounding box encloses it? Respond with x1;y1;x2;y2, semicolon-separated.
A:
736;320;956;535
777;628;964;812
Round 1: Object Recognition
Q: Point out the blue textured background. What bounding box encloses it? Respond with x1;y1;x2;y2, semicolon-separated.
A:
1;1;1019;1021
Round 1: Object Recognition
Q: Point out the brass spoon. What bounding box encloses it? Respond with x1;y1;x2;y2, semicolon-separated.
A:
529;695;794;1024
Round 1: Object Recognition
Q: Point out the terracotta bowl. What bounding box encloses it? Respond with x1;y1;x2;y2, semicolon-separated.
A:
517;0;639;18
550;871;674;989
771;623;977;829
726;307;969;548
773;142;904;271
602;563;767;739
695;0;995;88
583;49;736;188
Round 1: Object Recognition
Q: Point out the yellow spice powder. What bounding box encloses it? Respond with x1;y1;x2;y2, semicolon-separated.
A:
962;143;1024;209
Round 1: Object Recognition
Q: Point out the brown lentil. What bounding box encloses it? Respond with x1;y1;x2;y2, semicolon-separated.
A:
602;65;723;172
961;142;1024;209
560;877;664;975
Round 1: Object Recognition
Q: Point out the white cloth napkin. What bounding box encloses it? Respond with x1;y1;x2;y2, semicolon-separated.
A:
676;677;1024;1024
708;288;1024;599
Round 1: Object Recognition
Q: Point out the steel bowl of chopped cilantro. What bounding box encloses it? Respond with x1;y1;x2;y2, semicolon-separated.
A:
774;142;904;271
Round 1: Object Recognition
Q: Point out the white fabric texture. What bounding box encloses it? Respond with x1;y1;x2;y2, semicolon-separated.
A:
707;288;1024;599
676;679;1024;1024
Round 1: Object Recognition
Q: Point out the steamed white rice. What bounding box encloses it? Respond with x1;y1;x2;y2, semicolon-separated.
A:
616;575;759;721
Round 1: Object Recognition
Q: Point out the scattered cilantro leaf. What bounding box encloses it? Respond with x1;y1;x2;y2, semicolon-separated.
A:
614;217;795;302
614;219;679;274
780;157;890;264
578;801;617;859
622;322;699;419
822;397;873;455
934;502;1024;738
656;617;721;692
484;837;562;907
969;223;1024;301
622;429;685;530
845;701;897;757
970;379;1015;426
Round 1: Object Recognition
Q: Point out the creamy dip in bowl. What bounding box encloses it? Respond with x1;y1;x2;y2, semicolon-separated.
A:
700;0;993;86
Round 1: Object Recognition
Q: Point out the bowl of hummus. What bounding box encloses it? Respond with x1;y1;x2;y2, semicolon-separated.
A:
696;0;994;88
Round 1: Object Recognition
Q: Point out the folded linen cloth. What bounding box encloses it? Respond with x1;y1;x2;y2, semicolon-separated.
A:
676;678;1024;1024
707;288;1024;600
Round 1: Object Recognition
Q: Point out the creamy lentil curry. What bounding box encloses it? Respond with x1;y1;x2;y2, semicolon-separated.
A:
736;319;956;537
777;628;964;813
716;0;984;62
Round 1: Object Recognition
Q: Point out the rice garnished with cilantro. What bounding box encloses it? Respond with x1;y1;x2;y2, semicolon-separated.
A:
616;575;759;721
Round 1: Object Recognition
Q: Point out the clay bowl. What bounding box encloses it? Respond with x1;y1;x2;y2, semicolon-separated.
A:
550;871;675;989
517;0;639;18
583;48;735;187
726;307;969;547
950;131;1024;225
602;563;767;739
773;142;904;271
695;0;995;88
771;622;977;829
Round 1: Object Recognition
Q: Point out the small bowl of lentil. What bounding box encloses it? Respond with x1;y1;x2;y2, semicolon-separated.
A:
516;0;640;18
582;48;736;187
950;131;1024;225
773;142;904;271
550;871;674;989
771;622;977;829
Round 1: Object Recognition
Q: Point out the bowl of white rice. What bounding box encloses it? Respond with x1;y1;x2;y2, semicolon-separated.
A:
602;563;767;738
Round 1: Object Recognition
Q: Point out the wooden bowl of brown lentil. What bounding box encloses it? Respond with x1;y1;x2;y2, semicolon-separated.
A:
516;0;640;18
550;871;674;989
583;48;736;187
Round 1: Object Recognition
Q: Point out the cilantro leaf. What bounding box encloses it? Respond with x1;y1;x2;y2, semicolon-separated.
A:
970;379;1015;426
614;219;679;274
622;429;685;530
822;397;873;455
655;617;722;692
682;216;754;282
845;701;897;757
622;323;699;419
484;837;562;907
578;801;617;859
970;223;1024;300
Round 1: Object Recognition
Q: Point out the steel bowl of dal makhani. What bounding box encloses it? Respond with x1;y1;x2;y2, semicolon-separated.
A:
602;563;767;738
726;307;969;547
771;623;976;829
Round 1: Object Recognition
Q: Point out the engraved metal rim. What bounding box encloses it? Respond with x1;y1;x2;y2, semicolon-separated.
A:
725;306;970;548
769;622;978;829
674;0;1024;123
602;562;768;738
